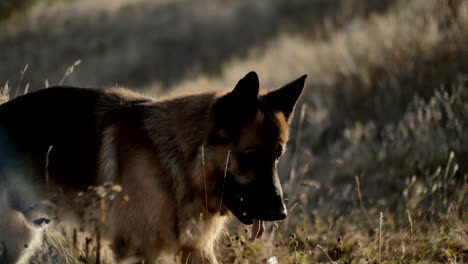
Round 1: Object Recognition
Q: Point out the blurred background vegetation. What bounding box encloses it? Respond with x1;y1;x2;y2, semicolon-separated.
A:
0;0;397;89
1;0;467;263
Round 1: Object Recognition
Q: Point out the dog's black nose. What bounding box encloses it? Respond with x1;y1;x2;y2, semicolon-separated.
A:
269;203;287;220
262;202;287;221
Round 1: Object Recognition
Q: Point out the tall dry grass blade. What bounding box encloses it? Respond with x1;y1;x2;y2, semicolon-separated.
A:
0;81;10;104
201;146;209;218
23;82;30;95
59;59;81;85
406;209;414;245
45;145;54;195
100;198;108;225
85;237;91;261
449;163;459;184
444;151;455;205
72;229;77;249
14;64;28;98
218;150;231;213
214;149;231;247
355;175;373;229
184;252;191;264
316;245;337;264
95;231;101;264
379;212;383;264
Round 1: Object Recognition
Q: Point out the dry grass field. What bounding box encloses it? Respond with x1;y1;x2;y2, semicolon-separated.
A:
1;0;467;263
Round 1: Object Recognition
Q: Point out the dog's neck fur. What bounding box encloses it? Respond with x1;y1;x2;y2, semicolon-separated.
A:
140;93;228;252
142;93;218;182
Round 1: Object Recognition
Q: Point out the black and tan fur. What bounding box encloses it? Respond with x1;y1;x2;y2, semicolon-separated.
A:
0;72;306;263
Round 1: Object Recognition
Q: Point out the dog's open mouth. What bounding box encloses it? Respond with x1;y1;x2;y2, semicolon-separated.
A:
249;219;264;242
232;194;265;242
239;214;265;242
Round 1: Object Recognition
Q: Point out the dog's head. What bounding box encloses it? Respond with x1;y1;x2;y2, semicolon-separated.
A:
208;72;306;238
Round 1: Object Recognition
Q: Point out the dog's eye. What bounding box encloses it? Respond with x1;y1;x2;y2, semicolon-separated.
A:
243;149;260;161
208;130;230;145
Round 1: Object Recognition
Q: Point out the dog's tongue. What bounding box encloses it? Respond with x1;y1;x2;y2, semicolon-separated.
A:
249;219;264;242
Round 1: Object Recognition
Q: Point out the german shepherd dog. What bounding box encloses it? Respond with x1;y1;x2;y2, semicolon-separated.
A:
0;71;306;263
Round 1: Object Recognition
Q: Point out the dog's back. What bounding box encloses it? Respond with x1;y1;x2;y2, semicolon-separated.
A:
0;87;149;190
0;87;155;263
0;87;101;189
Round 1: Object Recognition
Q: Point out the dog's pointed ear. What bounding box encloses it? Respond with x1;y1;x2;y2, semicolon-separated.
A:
210;72;260;143
231;71;260;99
263;74;307;119
214;71;260;112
